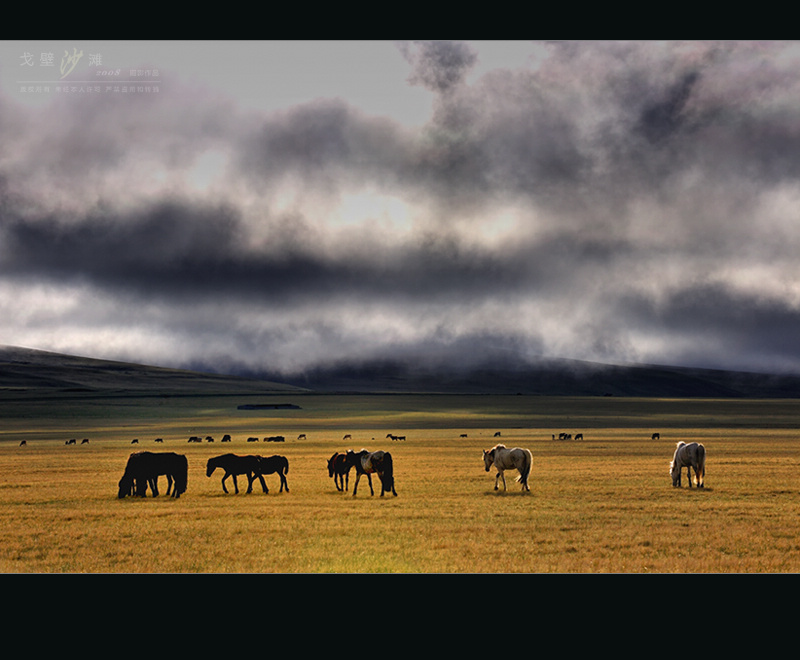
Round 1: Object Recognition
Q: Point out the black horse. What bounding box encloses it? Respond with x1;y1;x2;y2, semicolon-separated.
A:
206;454;266;494
118;451;188;499
256;455;290;493
345;449;397;497
327;451;352;492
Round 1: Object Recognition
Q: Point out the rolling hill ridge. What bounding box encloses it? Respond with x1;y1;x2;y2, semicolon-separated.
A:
3;345;800;398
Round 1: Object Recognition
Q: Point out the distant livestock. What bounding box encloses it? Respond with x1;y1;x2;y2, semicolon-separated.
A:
221;434;231;443
264;436;285;442
386;433;406;441
652;433;660;440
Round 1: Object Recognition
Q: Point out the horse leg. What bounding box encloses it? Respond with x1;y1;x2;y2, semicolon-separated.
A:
232;474;240;494
367;473;374;496
166;474;173;496
496;470;507;491
352;473;361;496
221;472;230;494
280;471;288;493
259;474;269;494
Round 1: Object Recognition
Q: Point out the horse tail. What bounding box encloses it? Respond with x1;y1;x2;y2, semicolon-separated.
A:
283;456;289;474
696;443;706;486
381;452;394;489
517;449;532;486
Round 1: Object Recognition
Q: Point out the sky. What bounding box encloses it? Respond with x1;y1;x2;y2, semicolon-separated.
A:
2;40;800;378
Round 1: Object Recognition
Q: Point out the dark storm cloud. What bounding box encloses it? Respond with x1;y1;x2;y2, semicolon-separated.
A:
400;41;478;94
3;41;800;375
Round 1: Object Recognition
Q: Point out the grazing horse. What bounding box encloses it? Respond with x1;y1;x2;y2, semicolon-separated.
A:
482;444;532;492
255;455;290;493
118;451;188;499
327;451;353;491
670;441;706;488
206;454;263;494
345;449;397;497
652;433;660;440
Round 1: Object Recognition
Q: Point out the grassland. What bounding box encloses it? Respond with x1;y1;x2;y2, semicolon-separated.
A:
1;393;800;573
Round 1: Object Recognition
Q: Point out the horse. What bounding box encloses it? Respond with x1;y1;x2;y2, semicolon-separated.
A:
345;449;397;497
327;451;352;491
482;444;532;492
118;451;188;499
670;441;706;488
255;455;290;493
206;454;264;494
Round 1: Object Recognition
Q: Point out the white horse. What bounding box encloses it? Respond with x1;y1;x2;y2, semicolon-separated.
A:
670;441;706;488
483;444;532;492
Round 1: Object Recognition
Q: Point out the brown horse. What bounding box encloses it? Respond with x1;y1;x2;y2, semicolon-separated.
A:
327;452;353;492
206;454;263;494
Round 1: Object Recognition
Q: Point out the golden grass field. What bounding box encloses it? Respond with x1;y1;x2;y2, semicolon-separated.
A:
1;393;800;573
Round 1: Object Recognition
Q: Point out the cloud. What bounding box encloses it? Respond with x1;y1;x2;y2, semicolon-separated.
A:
2;41;800;376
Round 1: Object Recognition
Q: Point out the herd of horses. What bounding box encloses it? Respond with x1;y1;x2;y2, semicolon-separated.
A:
117;447;398;499
116;435;707;500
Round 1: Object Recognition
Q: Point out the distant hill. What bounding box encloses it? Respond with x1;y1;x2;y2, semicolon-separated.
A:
269;356;800;398
0;346;306;400
3;345;800;399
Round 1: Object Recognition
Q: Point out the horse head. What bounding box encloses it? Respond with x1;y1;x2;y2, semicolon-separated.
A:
327;452;339;477
118;474;134;499
483;449;495;471
205;458;217;477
